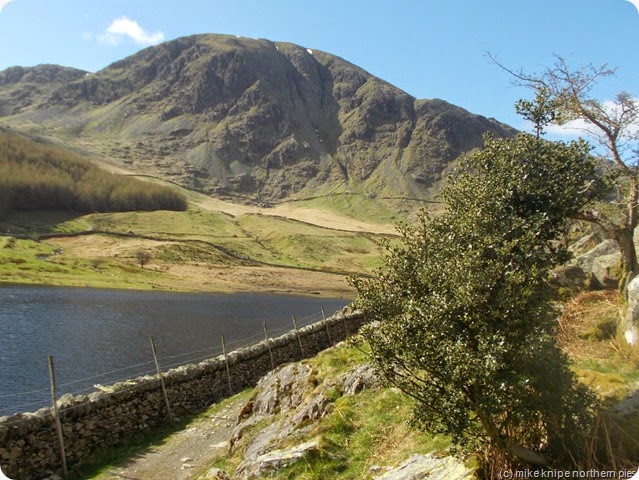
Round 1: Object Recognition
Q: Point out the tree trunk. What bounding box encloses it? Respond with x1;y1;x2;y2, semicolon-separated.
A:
476;405;549;466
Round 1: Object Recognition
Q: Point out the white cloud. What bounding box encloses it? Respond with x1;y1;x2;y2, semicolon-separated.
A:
545;119;591;137
0;0;14;14
545;98;639;139
625;0;639;14
99;17;164;46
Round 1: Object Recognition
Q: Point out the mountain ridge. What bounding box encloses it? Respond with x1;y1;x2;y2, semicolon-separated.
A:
0;34;516;210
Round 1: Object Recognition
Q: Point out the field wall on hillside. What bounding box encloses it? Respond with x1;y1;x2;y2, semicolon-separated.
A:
0;310;366;480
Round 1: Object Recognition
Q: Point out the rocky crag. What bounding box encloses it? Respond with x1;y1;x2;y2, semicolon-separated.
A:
201;345;475;480
0;34;515;210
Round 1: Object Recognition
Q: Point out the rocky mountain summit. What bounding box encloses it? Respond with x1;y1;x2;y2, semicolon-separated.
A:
0;34;515;208
0;64;88;117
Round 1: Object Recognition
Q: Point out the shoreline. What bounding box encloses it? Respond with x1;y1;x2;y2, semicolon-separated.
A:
0;263;356;299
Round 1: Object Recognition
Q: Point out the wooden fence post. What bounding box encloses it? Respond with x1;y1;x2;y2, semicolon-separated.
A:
150;336;173;422
48;355;68;478
321;307;333;346
263;322;275;370
342;315;350;339
292;315;305;357
221;334;233;396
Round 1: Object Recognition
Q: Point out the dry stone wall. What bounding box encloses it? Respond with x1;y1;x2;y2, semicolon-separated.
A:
0;310;366;480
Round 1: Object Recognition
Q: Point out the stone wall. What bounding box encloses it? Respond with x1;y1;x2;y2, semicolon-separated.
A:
0;310;366;480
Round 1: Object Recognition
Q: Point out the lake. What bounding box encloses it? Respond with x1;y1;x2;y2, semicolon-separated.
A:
0;285;349;416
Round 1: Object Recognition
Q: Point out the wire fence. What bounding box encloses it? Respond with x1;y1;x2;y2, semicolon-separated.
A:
0;307;333;420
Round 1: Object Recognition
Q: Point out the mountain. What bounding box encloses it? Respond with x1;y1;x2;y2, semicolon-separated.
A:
0;64;88;117
0;34;515;210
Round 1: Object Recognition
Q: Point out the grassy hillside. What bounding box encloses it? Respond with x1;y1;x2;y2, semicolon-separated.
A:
0;202;394;295
0;130;187;219
0;136;403;296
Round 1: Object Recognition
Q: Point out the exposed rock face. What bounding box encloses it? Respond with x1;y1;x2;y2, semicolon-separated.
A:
338;362;381;395
238;439;321;479
372;453;474;480
239;363;314;418
230;360;380;478
0;34;515;206
0;64;87;116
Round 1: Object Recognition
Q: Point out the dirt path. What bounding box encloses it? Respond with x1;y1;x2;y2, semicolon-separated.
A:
100;165;397;235
195;196;397;235
101;397;246;480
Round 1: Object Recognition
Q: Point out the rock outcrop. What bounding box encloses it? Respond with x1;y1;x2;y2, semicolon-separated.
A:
0;34;515;208
553;239;622;291
227;358;381;478
622;275;639;347
208;351;475;480
372;453;474;480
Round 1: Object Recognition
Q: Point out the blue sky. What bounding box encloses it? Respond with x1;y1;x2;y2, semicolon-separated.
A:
0;0;637;130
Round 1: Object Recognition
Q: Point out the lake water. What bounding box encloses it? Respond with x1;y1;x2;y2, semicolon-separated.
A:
0;285;349;416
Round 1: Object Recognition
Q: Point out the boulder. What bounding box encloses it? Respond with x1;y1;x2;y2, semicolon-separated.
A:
590;253;622;289
622;275;639;347
574;240;621;288
203;467;231;479
557;240;622;290
373;453;474;480
236;440;321;479
550;264;587;290
569;233;600;256
337;363;381;395
575;239;620;272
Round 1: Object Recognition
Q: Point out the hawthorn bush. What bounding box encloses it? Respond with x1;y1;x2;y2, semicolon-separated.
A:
352;133;600;470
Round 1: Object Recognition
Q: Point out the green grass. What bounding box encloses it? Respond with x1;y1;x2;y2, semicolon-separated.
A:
154;242;232;264
69;209;389;274
1;210;91;235
290;389;449;480
0;205;388;293
87;209;243;240
0;235;164;290
289;192;403;226
575;357;639;406
234;213;387;271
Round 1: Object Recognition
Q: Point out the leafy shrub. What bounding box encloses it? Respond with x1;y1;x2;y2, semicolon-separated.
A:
352;133;601;470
